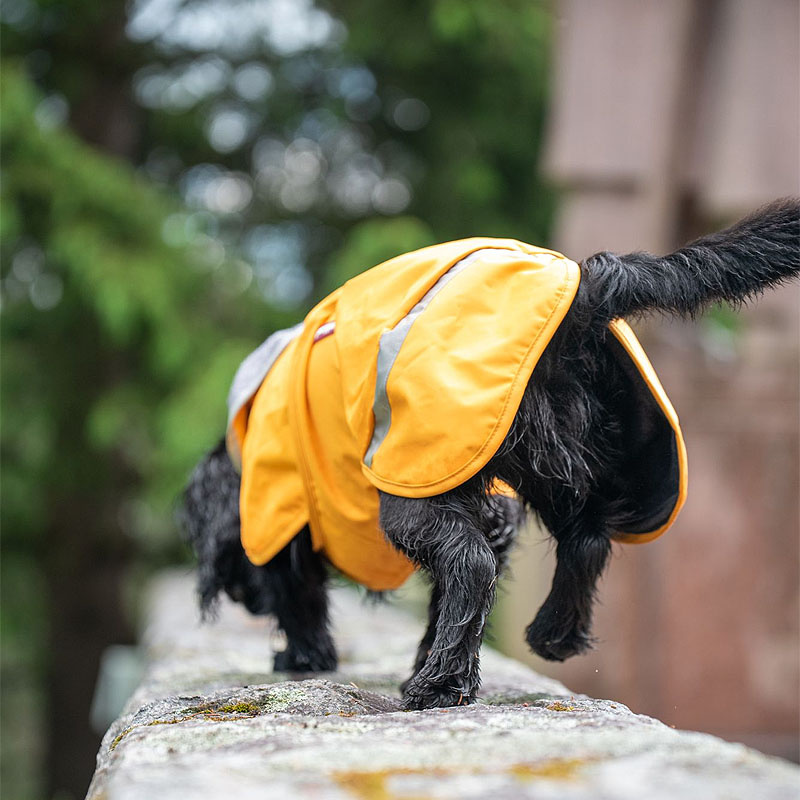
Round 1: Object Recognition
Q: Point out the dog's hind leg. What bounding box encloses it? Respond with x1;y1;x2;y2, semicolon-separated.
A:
524;503;611;662
483;493;524;577
379;490;499;709
397;493;522;696
268;527;338;673
399;582;442;695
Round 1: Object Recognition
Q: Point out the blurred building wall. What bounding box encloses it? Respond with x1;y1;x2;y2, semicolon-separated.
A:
498;0;800;760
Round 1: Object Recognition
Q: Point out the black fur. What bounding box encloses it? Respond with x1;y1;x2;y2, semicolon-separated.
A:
183;200;799;708
182;442;336;671
582;199;800;321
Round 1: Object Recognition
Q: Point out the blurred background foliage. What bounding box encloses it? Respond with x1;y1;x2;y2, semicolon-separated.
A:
0;0;555;797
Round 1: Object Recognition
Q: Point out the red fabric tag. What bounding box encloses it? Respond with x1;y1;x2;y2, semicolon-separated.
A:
313;321;336;342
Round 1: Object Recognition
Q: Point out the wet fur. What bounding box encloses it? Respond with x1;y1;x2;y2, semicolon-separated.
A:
182;200;799;709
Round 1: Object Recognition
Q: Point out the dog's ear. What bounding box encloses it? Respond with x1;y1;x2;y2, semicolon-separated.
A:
579;198;799;321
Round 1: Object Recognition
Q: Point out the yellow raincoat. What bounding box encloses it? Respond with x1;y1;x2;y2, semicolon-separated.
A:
227;239;688;590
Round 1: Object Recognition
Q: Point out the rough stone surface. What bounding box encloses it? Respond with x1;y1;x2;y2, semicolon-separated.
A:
87;571;799;800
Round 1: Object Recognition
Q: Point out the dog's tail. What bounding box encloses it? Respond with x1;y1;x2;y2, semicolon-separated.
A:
180;439;274;617
579;198;799;322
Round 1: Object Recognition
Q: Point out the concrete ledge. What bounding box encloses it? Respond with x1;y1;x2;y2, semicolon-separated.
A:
87;571;799;799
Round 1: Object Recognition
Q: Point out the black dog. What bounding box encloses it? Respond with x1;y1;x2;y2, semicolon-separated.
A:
183;200;799;710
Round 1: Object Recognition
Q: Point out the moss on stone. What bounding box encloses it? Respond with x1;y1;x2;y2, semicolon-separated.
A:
215;702;264;715
184;687;305;718
108;694;281;752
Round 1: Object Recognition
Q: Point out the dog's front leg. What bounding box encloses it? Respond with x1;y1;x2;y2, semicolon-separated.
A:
379;491;498;710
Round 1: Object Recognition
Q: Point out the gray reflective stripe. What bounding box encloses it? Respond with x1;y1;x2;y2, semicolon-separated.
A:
364;248;530;468
226;322;304;428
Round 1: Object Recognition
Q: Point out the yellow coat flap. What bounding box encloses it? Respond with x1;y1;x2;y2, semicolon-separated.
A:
335;239;581;496
607;320;688;544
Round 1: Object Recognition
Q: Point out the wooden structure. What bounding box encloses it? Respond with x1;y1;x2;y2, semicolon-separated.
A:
498;0;800;760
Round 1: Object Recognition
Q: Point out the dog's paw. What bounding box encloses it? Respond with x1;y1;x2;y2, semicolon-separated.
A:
525;620;594;662
401;677;477;710
273;647;337;673
398;673;423;696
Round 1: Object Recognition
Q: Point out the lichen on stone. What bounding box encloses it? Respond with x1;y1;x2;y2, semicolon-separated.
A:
545;700;579;712
511;758;589;780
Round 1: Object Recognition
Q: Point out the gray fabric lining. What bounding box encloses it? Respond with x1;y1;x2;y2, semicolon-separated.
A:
363;248;530;468
226;322;304;429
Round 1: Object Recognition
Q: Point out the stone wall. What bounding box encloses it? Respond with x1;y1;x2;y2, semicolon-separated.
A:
87;572;799;799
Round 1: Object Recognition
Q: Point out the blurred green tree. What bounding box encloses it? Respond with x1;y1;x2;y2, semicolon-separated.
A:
333;0;555;239
0;64;272;798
